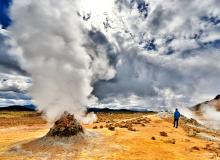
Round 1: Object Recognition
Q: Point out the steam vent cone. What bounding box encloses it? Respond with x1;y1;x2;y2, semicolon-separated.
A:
46;112;84;137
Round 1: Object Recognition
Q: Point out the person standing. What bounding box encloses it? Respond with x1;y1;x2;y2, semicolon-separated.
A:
174;108;180;128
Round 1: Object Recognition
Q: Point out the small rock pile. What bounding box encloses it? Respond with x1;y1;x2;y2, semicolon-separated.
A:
46;112;84;137
160;131;168;137
187;128;197;137
183;117;200;126
163;138;176;144
94;116;151;131
190;146;200;151
203;143;220;155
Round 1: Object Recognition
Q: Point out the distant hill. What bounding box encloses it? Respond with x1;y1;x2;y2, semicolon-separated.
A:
0;105;35;111
87;107;154;113
191;95;220;112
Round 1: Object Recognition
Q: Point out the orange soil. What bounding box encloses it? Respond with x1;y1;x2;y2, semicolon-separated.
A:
0;113;219;160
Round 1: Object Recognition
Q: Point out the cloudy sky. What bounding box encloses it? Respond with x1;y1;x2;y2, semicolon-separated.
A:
0;0;220;116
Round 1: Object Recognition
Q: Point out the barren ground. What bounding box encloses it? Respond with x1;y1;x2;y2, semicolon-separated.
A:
0;111;220;160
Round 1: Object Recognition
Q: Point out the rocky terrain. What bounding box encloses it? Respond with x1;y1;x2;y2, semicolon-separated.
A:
190;95;220;129
192;95;220;113
0;110;220;159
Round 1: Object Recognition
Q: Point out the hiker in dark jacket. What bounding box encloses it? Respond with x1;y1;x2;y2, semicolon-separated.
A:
174;108;180;128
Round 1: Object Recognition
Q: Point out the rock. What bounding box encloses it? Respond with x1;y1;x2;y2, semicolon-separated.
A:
203;143;220;154
141;123;145;127
151;136;156;140
160;131;168;137
118;123;126;128
164;138;176;144
132;120;141;124
170;139;176;144
185;118;200;126
93;126;98;129
125;122;132;129
115;123;120;127
100;125;103;129
141;120;149;124
105;123;113;128
108;126;115;131
188;129;197;137
46;112;83;137
191;146;200;151
128;126;136;131
204;143;213;150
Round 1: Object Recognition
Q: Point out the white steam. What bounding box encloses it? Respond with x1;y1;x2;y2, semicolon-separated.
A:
199;105;220;129
8;0;114;121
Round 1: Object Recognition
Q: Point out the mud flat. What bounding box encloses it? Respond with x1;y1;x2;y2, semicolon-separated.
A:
0;110;220;160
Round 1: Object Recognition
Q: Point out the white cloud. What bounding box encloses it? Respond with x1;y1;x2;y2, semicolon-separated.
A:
0;73;31;92
82;0;220;110
1;0;220;116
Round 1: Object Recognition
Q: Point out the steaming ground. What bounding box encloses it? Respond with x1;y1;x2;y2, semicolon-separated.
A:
1;110;220;160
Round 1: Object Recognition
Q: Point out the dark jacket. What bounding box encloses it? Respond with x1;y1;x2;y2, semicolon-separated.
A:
174;111;180;119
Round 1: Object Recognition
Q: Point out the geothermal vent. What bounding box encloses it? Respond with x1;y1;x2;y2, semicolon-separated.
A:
46;112;84;137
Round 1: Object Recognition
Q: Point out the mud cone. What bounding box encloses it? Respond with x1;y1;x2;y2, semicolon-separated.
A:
46;112;84;137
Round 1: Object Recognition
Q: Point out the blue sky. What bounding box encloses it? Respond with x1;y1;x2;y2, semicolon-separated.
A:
0;0;12;29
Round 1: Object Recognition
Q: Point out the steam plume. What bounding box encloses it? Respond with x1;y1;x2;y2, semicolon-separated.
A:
9;0;114;120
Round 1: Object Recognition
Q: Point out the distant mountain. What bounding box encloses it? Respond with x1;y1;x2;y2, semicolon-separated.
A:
23;104;36;110
191;95;220;112
0;104;35;111
87;107;153;113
